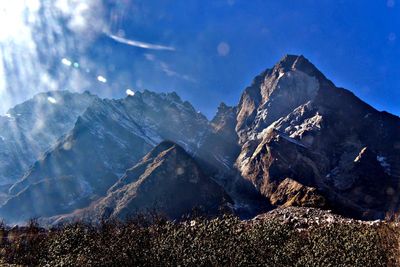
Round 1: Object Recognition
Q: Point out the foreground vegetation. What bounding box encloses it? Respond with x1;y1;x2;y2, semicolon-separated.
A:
0;213;398;266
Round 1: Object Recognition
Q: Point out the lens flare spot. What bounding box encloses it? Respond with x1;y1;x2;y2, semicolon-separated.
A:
61;58;72;66
63;141;73;151
47;96;57;104
97;75;107;83
126;89;135;96
217;42;230;56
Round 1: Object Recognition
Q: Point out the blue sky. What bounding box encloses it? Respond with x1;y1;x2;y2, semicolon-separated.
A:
0;0;399;118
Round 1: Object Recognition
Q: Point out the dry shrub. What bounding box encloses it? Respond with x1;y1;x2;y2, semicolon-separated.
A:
0;214;398;266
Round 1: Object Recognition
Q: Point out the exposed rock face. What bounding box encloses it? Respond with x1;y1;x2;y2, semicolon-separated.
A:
269;178;326;208
235;55;400;219
0;91;96;186
52;141;231;223
2;91;212;220
196;103;269;218
195;103;240;175
252;206;385;227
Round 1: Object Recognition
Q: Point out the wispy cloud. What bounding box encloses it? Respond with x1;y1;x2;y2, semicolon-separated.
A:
159;62;195;82
144;53;195;82
106;33;175;51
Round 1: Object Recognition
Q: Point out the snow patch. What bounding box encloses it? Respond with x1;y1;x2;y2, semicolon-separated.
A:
214;154;231;170
288;113;322;138
364;113;372;119
274;129;309;148
377;155;391;175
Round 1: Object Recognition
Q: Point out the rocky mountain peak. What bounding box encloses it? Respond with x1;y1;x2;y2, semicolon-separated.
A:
125;89;206;122
142;140;183;161
165;91;182;102
51;141;231;223
236;55;328;144
211;103;236;129
276;55;323;78
276;54;304;71
234;55;400;220
3;89;216;221
259;54;328;103
216;102;229;113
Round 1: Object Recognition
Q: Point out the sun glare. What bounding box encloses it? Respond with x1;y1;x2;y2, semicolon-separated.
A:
0;1;40;42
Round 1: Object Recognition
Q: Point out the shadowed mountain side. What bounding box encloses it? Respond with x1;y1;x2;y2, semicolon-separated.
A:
0;176;94;224
194;102;271;218
51;141;232;224
0;91;97;187
3;91;211;222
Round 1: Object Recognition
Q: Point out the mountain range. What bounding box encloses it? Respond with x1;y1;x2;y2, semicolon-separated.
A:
0;55;399;224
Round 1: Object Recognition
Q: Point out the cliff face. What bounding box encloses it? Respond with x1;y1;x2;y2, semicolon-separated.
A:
235;55;400;219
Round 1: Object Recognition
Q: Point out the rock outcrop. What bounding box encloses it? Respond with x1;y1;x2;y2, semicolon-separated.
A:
235;55;400;219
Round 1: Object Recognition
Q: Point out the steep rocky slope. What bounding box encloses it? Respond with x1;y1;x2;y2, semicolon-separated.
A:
2;91;211;221
0;91;97;187
195;103;270;218
196;103;240;173
0;91;96;186
52;141;231;223
235;55;400;219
